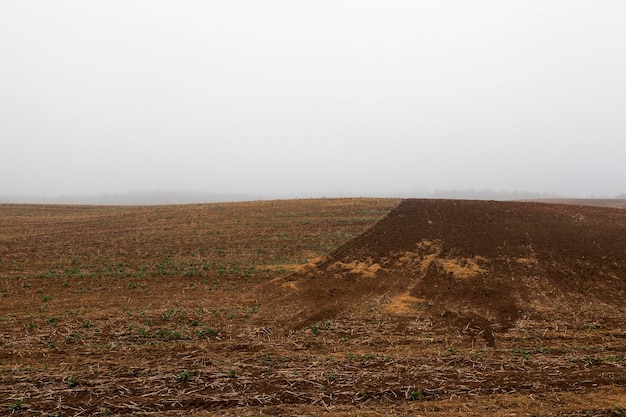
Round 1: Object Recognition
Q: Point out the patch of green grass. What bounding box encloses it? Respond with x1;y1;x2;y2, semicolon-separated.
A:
64;267;80;278
67;374;79;387
64;332;83;344
161;309;183;321
154;328;182;341
176;369;192;382
245;305;259;316
34;270;58;278
444;347;459;356
9;399;23;411
582;356;596;365
197;327;218;337
512;348;531;360
408;389;424;401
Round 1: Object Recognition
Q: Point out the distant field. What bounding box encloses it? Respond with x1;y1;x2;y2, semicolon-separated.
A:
522;198;626;209
1;198;624;416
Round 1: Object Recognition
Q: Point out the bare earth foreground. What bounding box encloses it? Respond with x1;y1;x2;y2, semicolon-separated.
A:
1;198;624;416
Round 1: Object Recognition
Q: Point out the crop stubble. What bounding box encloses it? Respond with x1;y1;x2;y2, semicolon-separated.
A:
0;198;624;416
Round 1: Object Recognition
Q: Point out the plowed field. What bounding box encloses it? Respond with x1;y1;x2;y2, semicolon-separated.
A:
1;198;624;416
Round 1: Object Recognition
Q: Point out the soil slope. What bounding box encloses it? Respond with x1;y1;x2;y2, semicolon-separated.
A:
274;199;626;345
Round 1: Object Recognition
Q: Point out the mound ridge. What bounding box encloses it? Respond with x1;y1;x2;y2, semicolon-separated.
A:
272;199;626;345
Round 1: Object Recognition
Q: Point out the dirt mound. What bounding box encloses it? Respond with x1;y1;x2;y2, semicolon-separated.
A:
271;199;626;345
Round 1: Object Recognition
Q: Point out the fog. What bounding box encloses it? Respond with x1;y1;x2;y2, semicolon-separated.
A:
2;1;625;203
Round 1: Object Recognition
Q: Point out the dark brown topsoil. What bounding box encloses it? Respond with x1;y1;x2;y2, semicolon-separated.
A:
273;199;626;345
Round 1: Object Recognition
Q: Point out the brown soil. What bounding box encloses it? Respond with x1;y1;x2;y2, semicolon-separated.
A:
523;198;626;210
272;199;626;344
1;199;624;416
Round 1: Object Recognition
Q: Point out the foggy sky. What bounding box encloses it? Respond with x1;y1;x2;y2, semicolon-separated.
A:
2;1;625;200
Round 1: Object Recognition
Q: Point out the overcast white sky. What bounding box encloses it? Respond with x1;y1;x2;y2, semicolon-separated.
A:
1;1;625;200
